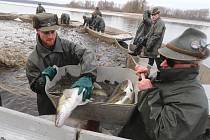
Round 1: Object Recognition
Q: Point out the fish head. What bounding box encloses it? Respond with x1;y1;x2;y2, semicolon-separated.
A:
55;88;87;127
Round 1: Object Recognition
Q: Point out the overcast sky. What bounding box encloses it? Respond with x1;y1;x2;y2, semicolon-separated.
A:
38;0;210;10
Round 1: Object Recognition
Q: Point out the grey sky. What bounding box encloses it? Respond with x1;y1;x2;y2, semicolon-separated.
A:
38;0;210;10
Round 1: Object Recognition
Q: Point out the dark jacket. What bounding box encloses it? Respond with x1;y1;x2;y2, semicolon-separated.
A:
36;5;46;14
92;15;105;32
133;11;152;46
26;35;96;115
144;17;165;58
119;67;209;140
94;9;102;17
61;13;70;24
83;17;92;27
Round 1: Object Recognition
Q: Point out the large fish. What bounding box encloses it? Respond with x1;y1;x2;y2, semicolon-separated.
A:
55;88;88;127
107;80;134;104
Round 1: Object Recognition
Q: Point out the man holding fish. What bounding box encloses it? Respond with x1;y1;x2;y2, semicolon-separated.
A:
120;28;210;140
26;13;96;117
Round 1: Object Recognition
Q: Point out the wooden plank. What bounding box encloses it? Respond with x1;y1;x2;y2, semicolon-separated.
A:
0;107;76;140
79;129;129;140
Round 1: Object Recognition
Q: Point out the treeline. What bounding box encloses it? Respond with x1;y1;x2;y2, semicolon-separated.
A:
121;0;146;13
66;0;121;12
66;0;210;21
162;8;209;21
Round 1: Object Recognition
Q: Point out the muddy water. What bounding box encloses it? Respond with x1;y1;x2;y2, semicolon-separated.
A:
0;19;127;116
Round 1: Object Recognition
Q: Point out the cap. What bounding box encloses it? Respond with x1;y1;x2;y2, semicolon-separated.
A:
151;7;160;15
33;13;58;31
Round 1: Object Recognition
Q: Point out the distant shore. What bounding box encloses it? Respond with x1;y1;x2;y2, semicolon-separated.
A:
0;0;210;27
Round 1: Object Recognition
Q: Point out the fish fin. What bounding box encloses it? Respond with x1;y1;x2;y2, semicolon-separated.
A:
93;82;102;89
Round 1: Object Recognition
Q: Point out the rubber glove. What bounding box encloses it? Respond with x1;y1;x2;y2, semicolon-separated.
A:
138;79;153;90
71;76;93;101
135;64;153;90
42;66;57;81
135;64;148;75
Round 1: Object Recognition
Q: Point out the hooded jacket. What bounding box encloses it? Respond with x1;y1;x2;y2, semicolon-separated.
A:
119;67;209;140
26;35;96;115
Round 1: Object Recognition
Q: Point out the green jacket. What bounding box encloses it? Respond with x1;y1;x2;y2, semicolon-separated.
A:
119;67;208;140
95;9;102;17
36;5;45;14
144;17;165;58
133;11;152;46
92;15;105;32
61;13;70;24
26;35;96;115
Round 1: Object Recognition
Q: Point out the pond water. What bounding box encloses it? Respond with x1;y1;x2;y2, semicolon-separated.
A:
0;1;210;66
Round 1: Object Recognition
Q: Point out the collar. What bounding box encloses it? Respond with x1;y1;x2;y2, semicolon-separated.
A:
156;67;199;82
36;34;63;58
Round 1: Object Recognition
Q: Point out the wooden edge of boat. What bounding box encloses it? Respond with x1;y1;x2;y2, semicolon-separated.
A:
0;107;129;140
85;27;116;44
0;13;18;20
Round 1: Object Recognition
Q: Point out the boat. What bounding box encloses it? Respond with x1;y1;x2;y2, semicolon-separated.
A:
0;12;18;20
84;27;133;44
0;107;129;140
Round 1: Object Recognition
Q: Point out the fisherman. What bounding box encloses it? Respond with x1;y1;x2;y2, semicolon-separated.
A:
89;12;97;29
119;28;210;140
94;7;102;17
92;15;105;33
61;13;70;25
144;7;165;71
36;2;46;14
82;15;92;27
26;13;96;116
129;10;152;56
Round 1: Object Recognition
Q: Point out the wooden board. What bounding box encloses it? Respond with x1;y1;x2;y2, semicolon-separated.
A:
85;27;133;43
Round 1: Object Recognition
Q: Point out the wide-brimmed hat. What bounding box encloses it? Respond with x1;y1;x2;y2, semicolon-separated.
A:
158;28;210;61
151;8;160;15
33;13;58;32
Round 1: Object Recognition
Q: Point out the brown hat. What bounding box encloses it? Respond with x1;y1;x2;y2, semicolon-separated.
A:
151;7;160;15
33;13;58;31
158;28;210;61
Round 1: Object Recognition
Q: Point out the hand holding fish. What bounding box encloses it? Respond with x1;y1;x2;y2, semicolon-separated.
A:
55;76;93;127
71;76;93;101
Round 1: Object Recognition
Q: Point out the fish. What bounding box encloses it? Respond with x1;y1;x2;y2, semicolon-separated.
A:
107;80;134;104
55;88;89;127
115;80;134;104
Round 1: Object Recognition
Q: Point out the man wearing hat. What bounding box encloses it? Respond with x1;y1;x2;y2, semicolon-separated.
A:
129;10;152;56
94;7;102;17
144;7;165;71
36;2;46;14
26;13;96;115
92;15;105;33
82;15;93;28
119;28;209;140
